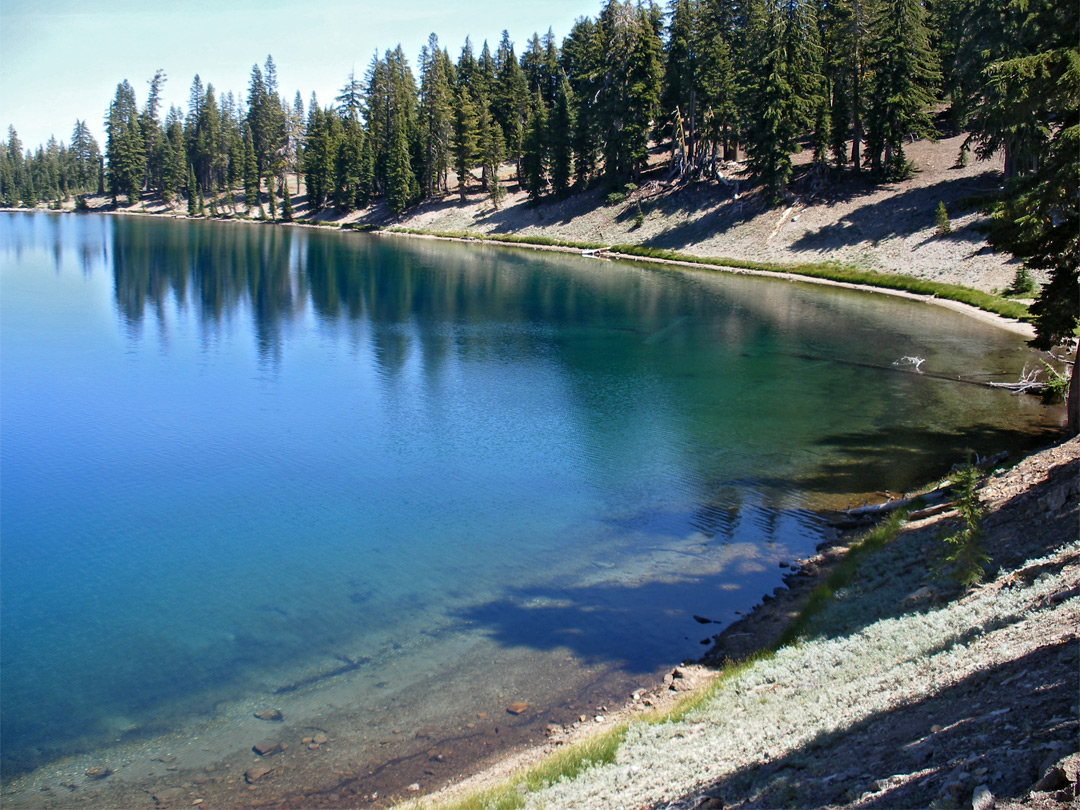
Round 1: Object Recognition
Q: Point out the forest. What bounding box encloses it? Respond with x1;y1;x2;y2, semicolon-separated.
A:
0;0;1076;347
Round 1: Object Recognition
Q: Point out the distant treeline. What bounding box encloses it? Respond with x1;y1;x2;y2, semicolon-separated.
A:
1;0;1075;349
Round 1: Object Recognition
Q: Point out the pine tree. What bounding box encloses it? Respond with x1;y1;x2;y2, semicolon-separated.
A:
477;103;506;209
187;162;198;216
561;16;604;186
386;113;415;215
596;0;663;185
451;86;479;201
105;80;146;204
864;0;940;178
280;178;294;222
243;124;259;208
521;90;549;201
549;71;575;196
742;0;823;203
418;36;455;197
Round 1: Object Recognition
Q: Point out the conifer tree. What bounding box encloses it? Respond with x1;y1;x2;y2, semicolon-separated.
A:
549;71;575;196
864;0;940;177
521;90;549;200
477;103;506;209
186;162;198;216
105;80;146;204
418;35;455;197
451;86;479;201
386;113;415;214
243;124;259;208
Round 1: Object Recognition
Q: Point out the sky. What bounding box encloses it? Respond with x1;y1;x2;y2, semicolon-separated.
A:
0;0;596;151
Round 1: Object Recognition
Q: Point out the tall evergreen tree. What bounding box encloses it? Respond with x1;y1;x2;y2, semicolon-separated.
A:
105;79;146;204
520;90;549;200
549;71;576;195
418;35;455;197
451;86;479;201
863;0;940;177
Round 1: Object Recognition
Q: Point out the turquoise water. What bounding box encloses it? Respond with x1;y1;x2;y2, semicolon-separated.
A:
0;213;1059;777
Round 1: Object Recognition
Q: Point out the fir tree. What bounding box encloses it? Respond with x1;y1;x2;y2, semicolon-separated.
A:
243;124;259;208
521;90;549;200
186;162;198;216
451;86;479;201
549;71;575;196
864;0;940;178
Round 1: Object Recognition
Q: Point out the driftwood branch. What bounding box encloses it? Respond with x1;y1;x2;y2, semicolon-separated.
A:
838;451;1008;523
988;365;1046;394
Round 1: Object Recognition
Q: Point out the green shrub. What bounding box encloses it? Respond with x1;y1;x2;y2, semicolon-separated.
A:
1040;361;1069;404
938;461;988;588
1005;267;1037;297
632;203;645;229
935;201;951;235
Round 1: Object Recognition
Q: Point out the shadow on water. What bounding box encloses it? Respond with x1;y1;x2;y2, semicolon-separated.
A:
453;570;769;674
797;423;1064;494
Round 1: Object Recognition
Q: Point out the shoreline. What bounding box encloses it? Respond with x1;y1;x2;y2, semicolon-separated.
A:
0;205;1067;808
0;205;1035;341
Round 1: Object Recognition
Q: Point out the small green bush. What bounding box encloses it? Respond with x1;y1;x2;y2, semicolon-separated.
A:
1005;267;1037;297
1040;361;1069;404
938;461;988;588
632;203;645;229
935;201;951;236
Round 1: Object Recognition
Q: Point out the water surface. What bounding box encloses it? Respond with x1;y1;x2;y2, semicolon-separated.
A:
0;213;1060;780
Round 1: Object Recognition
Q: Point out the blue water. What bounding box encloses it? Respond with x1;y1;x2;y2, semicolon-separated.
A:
0;212;1059;776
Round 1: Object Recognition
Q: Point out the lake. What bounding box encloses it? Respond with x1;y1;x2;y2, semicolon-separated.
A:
0;212;1061;802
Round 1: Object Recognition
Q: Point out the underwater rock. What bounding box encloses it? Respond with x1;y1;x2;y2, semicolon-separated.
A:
84;766;112;780
252;739;282;756
244;764;273;783
506;702;529;715
254;708;284;722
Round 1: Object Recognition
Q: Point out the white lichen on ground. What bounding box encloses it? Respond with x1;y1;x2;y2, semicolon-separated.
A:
520;440;1079;810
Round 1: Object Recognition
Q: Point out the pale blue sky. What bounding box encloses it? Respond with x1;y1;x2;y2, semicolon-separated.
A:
1;0;595;150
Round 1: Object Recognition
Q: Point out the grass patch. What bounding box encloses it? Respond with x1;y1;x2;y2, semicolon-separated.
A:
776;509;910;647
418;723;628;810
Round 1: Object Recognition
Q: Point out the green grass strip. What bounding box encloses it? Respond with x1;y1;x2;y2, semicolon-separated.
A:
379;228;1029;322
775;508;910;647
607;245;1030;321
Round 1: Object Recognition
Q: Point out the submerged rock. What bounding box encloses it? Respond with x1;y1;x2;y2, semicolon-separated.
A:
84;766;112;780
506;702;529;715
245;764;273;783
252;739;282;756
254;708;284;722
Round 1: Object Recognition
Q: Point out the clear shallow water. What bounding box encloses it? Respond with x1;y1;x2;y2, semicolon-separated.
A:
0;213;1060;777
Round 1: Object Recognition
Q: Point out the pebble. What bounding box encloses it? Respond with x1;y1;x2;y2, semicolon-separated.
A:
312;732;328;745
972;784;994;810
254;709;284;722
507;702;529;715
407;783;420;791
84;766;112;780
